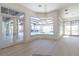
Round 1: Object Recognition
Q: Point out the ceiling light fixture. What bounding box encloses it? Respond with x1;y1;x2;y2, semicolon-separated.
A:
65;9;68;11
38;4;42;7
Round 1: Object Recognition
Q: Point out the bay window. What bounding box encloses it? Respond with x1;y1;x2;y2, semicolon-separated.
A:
31;17;54;35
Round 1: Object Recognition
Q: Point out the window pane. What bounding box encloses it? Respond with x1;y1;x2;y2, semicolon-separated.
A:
64;20;79;36
64;22;71;35
1;7;9;14
18;15;24;41
71;21;78;35
2;16;13;42
31;17;54;35
42;25;53;34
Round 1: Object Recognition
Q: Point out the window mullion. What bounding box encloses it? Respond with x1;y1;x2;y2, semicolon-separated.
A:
70;21;72;35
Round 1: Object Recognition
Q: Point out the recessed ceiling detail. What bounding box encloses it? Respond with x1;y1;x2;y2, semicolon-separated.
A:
20;3;72;13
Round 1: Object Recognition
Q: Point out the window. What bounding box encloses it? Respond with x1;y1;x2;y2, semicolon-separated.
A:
71;21;79;35
1;6;20;16
2;16;13;41
31;17;54;35
64;20;79;36
64;22;71;35
1;7;9;14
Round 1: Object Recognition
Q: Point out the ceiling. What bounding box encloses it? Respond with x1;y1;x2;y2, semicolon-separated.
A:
20;3;72;13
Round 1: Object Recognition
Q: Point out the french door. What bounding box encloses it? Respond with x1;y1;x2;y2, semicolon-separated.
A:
2;16;13;43
0;15;24;48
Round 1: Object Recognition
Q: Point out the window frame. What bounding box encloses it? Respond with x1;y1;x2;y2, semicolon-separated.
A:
30;17;54;35
64;20;79;36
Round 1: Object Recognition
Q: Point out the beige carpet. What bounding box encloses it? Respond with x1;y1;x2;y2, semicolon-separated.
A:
32;54;51;56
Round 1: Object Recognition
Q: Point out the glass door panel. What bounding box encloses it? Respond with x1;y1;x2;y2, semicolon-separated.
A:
2;16;13;44
18;16;24;41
